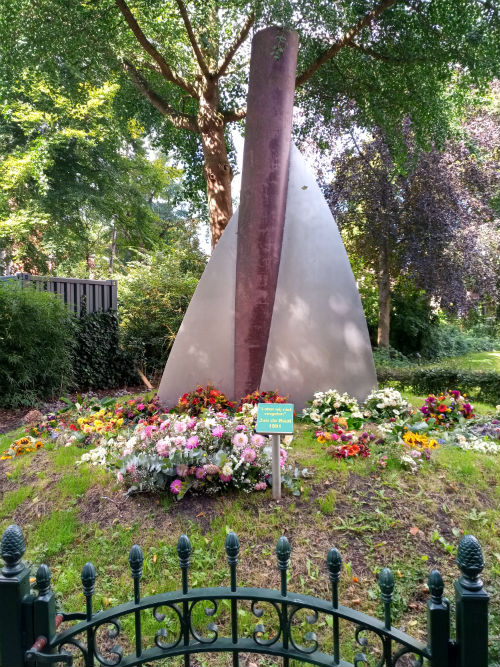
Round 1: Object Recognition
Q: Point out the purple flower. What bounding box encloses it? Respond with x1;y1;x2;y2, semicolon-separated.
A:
212;425;225;438
170;479;182;495
195;467;206;479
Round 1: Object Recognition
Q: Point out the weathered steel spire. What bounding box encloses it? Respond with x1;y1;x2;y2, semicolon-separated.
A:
234;27;299;399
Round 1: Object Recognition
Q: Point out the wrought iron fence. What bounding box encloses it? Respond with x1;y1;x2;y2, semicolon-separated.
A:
0;524;491;667
0;273;117;316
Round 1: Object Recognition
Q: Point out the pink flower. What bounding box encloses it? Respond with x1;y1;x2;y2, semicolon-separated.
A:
186;435;199;450
174;436;186;447
137;403;145;411
254;481;267;491
212;425;225;438
156;440;169;457
117;472;124;482
170;479;182;495
330;433;339;441
219;472;232;482
126;463;136;474
187;418;197;429
174;420;187;434
232;432;249;448
241;447;257;463
250;433;265;447
236;425;246;432
280;448;287;468
144;425;158;438
176;464;189;478
159;420;170;431
195;467;207;479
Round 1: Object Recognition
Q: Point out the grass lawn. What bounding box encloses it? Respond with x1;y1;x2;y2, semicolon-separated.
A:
446;350;500;372
0;391;499;666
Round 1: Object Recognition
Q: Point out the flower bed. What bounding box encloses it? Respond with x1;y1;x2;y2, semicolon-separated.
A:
3;384;500;500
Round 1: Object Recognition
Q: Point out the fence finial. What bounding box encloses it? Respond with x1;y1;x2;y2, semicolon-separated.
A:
225;532;240;565
177;534;192;569
1;524;26;576
129;545;144;580
457;534;484;591
428;570;444;604
36;564;52;596
276;536;291;570
81;562;96;597
326;548;342;583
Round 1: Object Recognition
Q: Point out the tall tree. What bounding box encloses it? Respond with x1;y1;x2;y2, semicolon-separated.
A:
1;1;498;247
326;93;500;346
0;73;181;275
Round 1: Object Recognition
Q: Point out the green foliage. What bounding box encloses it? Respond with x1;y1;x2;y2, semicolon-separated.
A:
118;249;205;377
377;367;500;405
420;323;498;360
72;310;137;389
0;73;182;275
0;282;74;407
390;285;437;356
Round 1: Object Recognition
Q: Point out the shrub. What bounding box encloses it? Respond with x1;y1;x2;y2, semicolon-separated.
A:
419;323;498;359
0;282;74;407
118;250;204;377
72;310;137;389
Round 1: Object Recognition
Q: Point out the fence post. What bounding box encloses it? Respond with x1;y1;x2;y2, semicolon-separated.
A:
427;569;450;667
454;535;489;667
0;525;32;667
33;565;57;652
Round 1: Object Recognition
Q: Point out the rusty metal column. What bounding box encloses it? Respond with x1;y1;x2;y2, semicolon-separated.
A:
234;27;299;400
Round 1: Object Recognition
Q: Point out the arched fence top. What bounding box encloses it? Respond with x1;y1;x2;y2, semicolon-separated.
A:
0;525;491;667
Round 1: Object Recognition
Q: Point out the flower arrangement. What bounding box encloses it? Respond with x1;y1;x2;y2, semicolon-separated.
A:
402;430;439;451
302;389;361;426
76;409;125;435
315;419;373;460
239;390;289;407
111;409;277;498
419;391;474;426
1;436;43;460
453;433;500;455
176;385;236;416
363;388;412;422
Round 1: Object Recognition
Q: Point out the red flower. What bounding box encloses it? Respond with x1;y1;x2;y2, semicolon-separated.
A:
208;398;216;404
69;424;77;431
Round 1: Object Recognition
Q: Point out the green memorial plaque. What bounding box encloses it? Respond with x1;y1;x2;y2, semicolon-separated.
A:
256;403;294;434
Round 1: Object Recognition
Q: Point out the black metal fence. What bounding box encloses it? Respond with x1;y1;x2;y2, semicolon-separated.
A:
0;273;117;316
0;524;491;667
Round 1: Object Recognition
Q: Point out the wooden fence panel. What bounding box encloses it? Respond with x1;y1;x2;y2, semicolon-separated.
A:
0;273;117;317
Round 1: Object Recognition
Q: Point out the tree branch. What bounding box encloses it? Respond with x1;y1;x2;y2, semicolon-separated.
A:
295;0;401;87
223;108;247;124
175;0;211;78
115;0;197;97
122;60;199;132
216;13;255;80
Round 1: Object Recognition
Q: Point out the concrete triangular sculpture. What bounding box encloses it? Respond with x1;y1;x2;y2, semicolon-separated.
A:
158;27;377;410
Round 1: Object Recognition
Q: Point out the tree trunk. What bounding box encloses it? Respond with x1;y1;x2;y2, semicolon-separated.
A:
377;238;391;348
198;84;233;249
